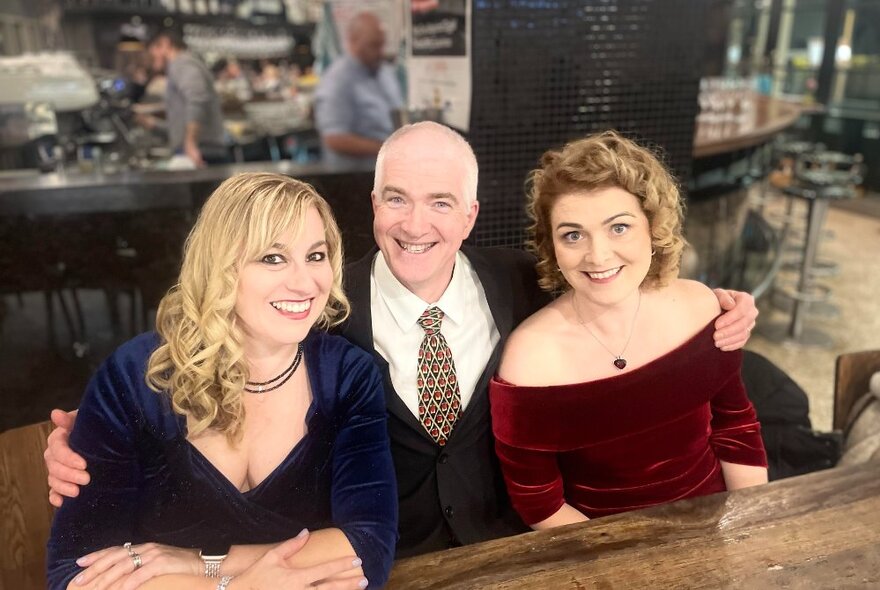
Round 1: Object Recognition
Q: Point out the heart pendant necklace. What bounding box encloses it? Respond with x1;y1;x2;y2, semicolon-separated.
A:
572;290;641;370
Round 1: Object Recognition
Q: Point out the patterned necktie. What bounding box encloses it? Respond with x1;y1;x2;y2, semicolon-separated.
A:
417;306;461;446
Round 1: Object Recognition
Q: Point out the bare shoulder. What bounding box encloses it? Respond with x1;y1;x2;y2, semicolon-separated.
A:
659;279;722;331
498;301;569;385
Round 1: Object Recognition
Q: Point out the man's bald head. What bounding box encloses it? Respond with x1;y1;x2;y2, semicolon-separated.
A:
347;12;385;72
374;121;479;207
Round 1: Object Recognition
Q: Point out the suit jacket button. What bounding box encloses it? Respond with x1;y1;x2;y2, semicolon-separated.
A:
444;506;454;518
438;453;449;464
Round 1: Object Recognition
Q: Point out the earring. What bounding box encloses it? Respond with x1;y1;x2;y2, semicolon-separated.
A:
651;248;657;256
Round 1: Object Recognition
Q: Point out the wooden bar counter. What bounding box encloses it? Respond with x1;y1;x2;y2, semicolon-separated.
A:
692;94;807;159
388;460;880;589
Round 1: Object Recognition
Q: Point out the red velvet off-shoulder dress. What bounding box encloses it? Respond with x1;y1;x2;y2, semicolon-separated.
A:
489;321;767;526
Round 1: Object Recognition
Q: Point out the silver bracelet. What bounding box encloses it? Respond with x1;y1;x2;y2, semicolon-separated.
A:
216;575;233;590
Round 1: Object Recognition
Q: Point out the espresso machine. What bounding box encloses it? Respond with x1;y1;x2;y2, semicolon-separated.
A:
0;52;158;173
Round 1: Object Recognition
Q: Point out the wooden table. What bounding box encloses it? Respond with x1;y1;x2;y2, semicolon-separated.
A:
388;460;880;589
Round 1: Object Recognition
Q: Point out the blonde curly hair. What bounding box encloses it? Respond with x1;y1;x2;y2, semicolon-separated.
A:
526;130;686;292
145;173;349;443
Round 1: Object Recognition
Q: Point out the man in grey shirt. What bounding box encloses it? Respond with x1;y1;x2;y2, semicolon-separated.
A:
142;30;226;167
314;12;404;167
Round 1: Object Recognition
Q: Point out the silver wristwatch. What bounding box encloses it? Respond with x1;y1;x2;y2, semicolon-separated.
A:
199;550;228;578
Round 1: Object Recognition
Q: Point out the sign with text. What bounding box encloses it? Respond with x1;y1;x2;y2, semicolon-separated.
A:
407;0;471;131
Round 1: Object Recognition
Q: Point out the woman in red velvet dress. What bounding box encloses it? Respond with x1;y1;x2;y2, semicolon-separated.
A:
490;131;768;530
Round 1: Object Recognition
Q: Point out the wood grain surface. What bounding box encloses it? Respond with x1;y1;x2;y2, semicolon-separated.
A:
388;460;880;589
0;421;54;590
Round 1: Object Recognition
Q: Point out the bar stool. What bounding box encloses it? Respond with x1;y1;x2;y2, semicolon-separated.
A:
770;148;860;315
763;140;818;238
799;151;864;276
768;155;863;346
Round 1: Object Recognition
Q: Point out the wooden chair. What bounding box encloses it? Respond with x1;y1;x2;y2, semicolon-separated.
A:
834;349;880;431
0;421;54;590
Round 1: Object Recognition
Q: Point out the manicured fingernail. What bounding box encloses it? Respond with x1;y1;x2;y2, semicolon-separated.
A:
358;578;369;588
352;557;362;567
297;528;309;538
74;574;85;585
75;557;88;566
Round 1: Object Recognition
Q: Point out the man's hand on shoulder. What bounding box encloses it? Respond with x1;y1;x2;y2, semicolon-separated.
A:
712;288;758;351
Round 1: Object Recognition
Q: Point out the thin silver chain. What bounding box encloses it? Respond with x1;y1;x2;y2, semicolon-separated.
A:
571;290;642;362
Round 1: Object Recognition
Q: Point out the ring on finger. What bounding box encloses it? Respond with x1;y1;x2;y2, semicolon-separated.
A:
124;541;135;557
130;552;143;570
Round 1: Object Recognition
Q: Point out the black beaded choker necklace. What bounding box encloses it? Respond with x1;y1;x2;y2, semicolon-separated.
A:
244;343;304;394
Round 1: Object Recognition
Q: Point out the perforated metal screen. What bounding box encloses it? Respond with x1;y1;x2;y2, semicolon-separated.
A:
467;0;707;247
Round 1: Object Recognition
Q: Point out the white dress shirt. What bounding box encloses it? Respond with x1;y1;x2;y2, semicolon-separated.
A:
371;251;500;419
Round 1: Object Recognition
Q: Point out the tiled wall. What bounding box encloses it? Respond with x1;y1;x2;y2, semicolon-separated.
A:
467;0;708;247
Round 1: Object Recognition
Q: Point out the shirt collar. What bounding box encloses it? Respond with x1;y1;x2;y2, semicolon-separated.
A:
373;251;467;331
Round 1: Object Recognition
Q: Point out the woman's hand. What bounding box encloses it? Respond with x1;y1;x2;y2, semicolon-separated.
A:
72;542;200;590
235;530;368;589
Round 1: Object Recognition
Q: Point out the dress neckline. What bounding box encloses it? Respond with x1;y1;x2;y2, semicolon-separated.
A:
493;318;718;391
185;399;318;497
178;332;321;498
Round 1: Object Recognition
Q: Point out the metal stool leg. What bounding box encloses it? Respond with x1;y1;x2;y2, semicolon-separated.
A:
788;197;832;345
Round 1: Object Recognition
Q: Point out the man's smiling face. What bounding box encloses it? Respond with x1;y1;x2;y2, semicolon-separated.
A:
371;128;479;302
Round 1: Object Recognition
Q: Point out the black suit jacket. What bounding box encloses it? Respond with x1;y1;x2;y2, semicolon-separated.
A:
339;245;550;557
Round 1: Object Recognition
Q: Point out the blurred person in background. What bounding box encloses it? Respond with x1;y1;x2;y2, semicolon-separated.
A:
253;59;284;98
213;58;253;107
138;30;227;167
314;11;403;166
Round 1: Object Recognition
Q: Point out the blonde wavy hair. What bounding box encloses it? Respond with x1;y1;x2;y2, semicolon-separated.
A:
526;130;686;292
145;173;350;443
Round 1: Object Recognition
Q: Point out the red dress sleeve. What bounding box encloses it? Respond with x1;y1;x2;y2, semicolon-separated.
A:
493;439;565;526
490;379;566;525
709;364;768;467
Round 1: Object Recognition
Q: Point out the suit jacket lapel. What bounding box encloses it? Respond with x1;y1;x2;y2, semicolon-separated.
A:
342;249;375;353
447;245;513;432
461;245;514;344
342;249;432;439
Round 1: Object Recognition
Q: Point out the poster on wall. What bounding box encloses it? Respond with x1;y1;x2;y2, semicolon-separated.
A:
407;0;472;131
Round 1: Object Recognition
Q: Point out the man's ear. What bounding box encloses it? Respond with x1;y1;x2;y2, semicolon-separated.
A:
463;200;480;240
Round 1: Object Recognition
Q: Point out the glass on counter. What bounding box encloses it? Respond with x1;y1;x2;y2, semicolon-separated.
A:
697;77;759;142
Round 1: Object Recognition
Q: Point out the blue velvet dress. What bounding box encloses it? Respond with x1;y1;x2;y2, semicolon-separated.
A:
46;330;398;589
